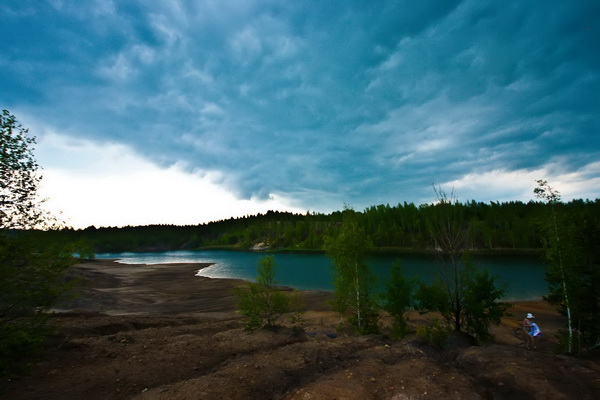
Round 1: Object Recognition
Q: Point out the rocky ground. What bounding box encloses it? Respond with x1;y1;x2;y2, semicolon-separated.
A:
3;259;599;400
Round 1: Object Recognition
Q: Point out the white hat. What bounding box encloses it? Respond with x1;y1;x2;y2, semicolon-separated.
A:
526;313;535;319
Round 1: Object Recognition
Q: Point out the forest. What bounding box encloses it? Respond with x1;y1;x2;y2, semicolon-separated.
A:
41;198;600;256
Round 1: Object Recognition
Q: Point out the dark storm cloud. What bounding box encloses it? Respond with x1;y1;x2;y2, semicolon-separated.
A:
1;0;598;213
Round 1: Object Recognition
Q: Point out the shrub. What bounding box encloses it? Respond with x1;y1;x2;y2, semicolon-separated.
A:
416;319;450;347
415;256;509;343
234;255;291;331
381;262;415;339
0;234;75;377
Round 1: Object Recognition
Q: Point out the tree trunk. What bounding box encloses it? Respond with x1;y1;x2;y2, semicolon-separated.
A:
552;208;573;353
354;261;362;329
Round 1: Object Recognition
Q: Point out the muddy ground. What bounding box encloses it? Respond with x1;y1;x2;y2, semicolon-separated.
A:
3;259;599;399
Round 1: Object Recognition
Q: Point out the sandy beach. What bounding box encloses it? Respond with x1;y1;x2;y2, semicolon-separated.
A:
3;259;598;400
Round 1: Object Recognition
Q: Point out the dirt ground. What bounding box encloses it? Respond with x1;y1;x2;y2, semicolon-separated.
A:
3;259;599;400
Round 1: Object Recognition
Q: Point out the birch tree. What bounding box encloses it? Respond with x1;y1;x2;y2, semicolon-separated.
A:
534;179;574;353
324;207;378;334
234;255;291;330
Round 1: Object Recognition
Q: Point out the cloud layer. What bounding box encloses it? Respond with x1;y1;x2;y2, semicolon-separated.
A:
2;1;599;226
36;133;303;228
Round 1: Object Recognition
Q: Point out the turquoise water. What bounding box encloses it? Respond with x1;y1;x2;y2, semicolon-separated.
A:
95;250;548;301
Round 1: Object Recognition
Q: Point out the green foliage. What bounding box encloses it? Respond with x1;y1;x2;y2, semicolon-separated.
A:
415;256;509;343
234;255;291;331
347;295;380;335
324;208;379;334
0;232;76;377
427;187;470;332
74;239;96;260
1;110;76;378
534;179;574;353
0;235;75;316
416;319;450;347
381;262;415;338
535;180;600;355
287;289;306;325
415;278;450;318
0;317;49;377
289;310;305;325
552;330;584;355
461;263;510;342
414;188;510;342
2;110;42;229
35;198;600;256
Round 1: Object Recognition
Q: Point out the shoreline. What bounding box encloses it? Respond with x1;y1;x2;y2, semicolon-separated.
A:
104;246;546;257
96;256;547;303
66;259;564;334
75;257;553;303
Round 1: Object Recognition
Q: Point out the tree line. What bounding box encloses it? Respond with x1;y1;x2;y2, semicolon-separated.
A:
40;198;600;255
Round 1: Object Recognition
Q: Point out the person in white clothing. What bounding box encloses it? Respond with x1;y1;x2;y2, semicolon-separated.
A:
522;312;541;349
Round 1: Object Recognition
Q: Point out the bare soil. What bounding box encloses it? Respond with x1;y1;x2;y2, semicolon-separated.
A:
3;259;599;400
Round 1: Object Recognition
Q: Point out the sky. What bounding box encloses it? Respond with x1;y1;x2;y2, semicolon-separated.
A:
1;1;599;229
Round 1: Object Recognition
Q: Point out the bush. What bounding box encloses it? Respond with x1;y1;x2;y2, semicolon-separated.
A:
416;319;450;347
0;233;75;377
461;264;510;342
0;318;49;376
415;256;509;343
552;330;584;355
234;255;291;331
348;295;380;335
381;262;415;339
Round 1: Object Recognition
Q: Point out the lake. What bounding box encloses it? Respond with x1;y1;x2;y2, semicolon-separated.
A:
95;250;548;301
